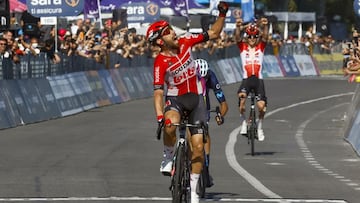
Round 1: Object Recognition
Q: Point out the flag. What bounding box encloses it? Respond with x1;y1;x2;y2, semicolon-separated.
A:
84;0;99;19
241;0;254;23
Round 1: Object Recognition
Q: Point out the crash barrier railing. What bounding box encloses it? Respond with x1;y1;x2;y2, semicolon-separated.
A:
0;43;342;80
1;42;358;156
344;84;360;156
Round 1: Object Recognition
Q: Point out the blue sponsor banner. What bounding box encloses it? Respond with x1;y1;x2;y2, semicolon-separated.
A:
0;81;21;129
279;55;300;77
97;69;122;104
27;0;84;17
67;72;97;110
34;78;62;120
101;0;203;14
134;67;154;98
85;71;112;107
16;79;50;123
263;55;284;78
118;68;142;99
47;75;83;117
109;69;131;102
120;2;160;24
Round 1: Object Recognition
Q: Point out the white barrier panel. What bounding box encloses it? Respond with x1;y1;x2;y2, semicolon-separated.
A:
263;55;284;77
293;55;318;76
216;59;237;84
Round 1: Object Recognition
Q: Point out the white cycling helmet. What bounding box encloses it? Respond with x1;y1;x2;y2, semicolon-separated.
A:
195;58;209;78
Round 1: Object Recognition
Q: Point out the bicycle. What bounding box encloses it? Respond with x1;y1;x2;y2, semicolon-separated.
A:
245;89;258;156
197;106;221;198
156;114;207;203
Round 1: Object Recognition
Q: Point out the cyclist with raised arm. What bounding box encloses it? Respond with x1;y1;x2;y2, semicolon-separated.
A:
195;58;228;187
234;17;269;141
147;2;228;202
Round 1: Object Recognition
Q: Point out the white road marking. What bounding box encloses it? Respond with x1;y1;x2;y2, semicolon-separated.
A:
294;102;360;192
226;92;354;200
0;197;347;202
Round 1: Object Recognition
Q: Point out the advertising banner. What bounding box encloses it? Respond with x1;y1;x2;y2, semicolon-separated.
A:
0;80;21;129
118;68;142;99
209;60;226;85
34;78;61;119
85;71;112;107
263;55;284;78
27;0;84;17
227;58;242;82
67;72;97;111
17;79;50;123
216;59;237;84
279;55;300;77
134;67;154;98
47;75;83;117
120;2;160;24
293;55;318;76
109;69;131;102
97;69;122;104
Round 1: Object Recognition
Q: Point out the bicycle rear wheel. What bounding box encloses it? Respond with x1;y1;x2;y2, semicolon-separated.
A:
172;144;185;203
250;124;256;156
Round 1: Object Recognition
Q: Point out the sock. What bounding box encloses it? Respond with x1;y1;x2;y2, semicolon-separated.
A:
190;173;200;193
258;119;263;130
240;114;246;122
164;146;174;159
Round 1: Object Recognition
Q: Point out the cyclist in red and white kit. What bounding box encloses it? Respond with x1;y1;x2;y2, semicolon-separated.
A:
146;2;228;202
235;17;269;141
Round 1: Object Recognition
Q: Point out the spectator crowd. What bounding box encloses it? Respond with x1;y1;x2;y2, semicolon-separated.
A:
342;29;360;83
0;13;347;80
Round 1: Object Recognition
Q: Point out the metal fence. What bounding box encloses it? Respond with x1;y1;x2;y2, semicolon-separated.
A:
0;43;341;80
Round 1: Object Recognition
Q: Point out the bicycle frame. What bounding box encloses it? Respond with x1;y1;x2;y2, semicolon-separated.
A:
156;117;205;203
248;91;257;156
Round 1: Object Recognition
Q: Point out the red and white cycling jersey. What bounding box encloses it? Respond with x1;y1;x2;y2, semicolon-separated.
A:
153;34;205;96
238;41;266;79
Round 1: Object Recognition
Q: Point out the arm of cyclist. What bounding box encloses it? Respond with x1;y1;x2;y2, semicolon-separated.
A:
234;18;245;43
215;101;228;125
257;17;269;43
207;1;229;40
154;89;165;123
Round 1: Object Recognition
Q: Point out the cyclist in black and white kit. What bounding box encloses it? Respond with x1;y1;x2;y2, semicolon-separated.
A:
195;58;228;187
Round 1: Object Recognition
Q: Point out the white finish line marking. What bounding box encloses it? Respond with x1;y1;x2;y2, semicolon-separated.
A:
0;197;347;202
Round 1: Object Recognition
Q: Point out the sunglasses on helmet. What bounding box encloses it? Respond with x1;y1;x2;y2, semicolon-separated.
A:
248;34;259;39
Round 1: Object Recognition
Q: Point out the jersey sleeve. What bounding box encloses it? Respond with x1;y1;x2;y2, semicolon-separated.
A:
153;56;166;89
207;70;226;103
181;33;205;47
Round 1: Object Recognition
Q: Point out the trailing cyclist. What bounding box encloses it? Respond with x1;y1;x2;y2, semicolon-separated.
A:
195;58;228;187
146;2;229;202
234;17;269;141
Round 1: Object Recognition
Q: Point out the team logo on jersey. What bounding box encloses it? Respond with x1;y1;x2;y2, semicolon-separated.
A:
165;99;171;107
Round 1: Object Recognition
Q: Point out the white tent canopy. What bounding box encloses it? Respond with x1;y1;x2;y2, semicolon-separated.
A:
265;11;316;40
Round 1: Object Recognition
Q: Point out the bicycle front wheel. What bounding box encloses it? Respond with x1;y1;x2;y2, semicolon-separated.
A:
250;124;256;156
172;144;185;203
